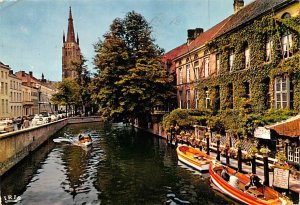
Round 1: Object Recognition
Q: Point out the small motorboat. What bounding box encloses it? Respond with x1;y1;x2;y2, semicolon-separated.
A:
176;145;212;172
209;161;291;205
78;134;92;146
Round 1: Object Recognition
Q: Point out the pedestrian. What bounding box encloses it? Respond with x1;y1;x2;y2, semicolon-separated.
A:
23;117;30;129
18;117;24;130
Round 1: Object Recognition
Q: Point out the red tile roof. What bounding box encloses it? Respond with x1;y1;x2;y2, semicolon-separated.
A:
267;115;300;138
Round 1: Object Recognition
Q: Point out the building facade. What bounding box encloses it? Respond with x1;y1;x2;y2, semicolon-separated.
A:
62;7;81;80
9;70;23;118
0;62;10;119
164;0;300;168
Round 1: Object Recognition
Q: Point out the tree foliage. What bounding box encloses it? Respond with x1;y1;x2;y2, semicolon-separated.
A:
93;11;175;121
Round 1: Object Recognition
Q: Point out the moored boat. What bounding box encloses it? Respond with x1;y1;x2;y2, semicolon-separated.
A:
176;145;212;172
209;161;291;205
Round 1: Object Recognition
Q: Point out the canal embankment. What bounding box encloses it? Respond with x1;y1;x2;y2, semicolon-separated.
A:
0;116;102;176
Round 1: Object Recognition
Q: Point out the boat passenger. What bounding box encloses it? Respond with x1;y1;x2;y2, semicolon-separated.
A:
221;166;230;182
228;171;239;189
78;134;84;141
245;173;263;190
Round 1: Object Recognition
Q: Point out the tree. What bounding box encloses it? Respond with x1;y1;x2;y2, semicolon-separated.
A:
93;11;174;123
51;78;81;115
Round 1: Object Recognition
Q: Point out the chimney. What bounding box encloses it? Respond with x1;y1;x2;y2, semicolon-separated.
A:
194;28;204;38
29;71;33;77
187;28;203;44
234;0;244;13
22;71;25;76
9;70;13;75
187;29;195;43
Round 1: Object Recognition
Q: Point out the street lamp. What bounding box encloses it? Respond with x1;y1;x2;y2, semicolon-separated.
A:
215;133;221;161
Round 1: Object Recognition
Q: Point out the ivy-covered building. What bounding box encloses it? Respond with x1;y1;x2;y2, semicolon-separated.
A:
163;0;300;167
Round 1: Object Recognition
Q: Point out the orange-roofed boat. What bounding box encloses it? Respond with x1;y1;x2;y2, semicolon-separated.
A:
176;145;213;172
209;161;291;205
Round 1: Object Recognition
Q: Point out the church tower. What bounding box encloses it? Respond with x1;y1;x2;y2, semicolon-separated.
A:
62;7;81;80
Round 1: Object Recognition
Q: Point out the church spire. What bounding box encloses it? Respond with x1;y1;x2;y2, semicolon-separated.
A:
67;7;76;42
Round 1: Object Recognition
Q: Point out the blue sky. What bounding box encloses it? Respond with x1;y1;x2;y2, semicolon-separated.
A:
0;0;252;81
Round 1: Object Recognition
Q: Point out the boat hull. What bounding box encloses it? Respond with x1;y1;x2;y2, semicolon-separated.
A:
176;145;211;172
209;161;286;205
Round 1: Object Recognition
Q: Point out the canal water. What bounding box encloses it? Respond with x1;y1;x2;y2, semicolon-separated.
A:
1;122;237;205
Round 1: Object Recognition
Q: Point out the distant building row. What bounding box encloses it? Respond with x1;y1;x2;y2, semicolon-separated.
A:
0;62;58;119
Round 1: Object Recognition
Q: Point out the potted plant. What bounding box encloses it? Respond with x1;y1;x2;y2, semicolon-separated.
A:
260;146;271;157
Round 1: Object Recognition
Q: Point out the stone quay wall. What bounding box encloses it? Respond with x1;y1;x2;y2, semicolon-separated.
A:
0;116;102;176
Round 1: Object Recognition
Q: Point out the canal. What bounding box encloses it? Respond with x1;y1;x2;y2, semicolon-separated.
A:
1;122;236;205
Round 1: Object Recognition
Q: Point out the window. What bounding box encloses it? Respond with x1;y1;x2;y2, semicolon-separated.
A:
288;146;293;162
275;76;292;109
5;83;7;95
186;64;190;83
244;82;250;99
216;54;220;74
179;91;183;109
245;46;250;68
282;12;291;19
179;67;183;84
195;89;199;109
204;57;209;77
266;40;272;62
205;89;210;109
281;34;293;59
229;50;234;72
194;61;199;80
295;147;299;163
186;90;190;109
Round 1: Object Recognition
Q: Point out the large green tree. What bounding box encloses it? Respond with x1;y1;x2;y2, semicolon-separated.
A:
93;11;175;123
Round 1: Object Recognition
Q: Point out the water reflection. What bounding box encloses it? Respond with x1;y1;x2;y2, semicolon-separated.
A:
1;122;236;205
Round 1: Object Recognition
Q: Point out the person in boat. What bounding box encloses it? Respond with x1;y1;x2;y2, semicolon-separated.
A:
228;171;239;189
221;166;230;182
245;172;263;190
78;134;84;141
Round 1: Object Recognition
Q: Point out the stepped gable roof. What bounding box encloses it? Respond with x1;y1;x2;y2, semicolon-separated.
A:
216;0;295;37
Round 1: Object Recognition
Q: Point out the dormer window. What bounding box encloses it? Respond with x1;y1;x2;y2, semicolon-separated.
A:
281;34;293;59
282;12;291;19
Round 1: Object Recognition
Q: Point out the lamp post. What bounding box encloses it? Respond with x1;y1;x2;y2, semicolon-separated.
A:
216;133;221;161
205;128;210;155
236;140;242;172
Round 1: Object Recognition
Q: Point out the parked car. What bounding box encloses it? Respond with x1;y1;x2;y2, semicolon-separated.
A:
50;114;57;122
0;120;14;133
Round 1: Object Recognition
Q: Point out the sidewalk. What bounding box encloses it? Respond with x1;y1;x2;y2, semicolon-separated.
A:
207;151;300;194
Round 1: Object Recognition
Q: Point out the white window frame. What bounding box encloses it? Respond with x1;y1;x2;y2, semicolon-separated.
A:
281;34;293;59
179;67;183;84
186;64;190;83
266;40;272;62
229;50;234;72
195;89;199;109
194;61;199;80
245;46;250;68
204;57;209;78
205;90;210;109
294;147;299;163
288;146;294;162
216;54;220;74
275;76;291;109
